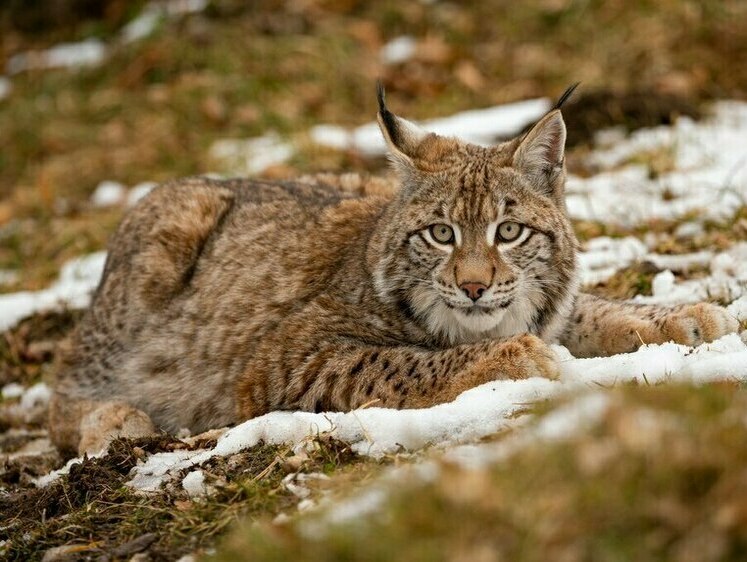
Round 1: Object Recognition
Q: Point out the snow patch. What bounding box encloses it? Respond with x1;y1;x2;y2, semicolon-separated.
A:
380;36;417;65
444;392;611;469
0;252;106;331
2;383;24;400
120;0;208;44
208;135;294;176
727;295;747;322
121;10;162;44
34;450;106;487
635;243;747;305
127;182;158;206
20;383;52;410
558;333;746;386
182;469;212;497
566;102;747;227
91;180;127;207
578;236;648;285
7;39;107;74
127;449;207;492
6;0;209;75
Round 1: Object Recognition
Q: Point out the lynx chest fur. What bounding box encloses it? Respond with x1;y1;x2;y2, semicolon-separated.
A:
50;87;737;455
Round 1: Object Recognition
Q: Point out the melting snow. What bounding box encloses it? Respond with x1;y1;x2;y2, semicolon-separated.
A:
7;39;107;74
380;36;417;65
6;0;209;75
19;383;52;410
121;10;162;44
121;0;209;44
0;252;106;331
90;179;157;208
208;135;294;176
2;383;25;400
727;295;747;322
127;182;158;206
91;180;127;208
566;102;747;226
635;242;747;305
182;469;213;497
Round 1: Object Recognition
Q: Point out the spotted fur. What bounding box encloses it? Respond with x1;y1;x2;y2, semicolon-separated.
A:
49;89;738;455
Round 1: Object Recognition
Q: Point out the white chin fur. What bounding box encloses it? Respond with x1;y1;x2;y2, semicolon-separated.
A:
450;307;505;334
409;287;535;344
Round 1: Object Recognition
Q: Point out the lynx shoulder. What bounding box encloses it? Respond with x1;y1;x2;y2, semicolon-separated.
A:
49;87;738;455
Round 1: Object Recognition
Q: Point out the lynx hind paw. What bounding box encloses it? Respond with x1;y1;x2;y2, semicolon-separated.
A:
662;302;739;347
78;402;157;456
501;334;561;381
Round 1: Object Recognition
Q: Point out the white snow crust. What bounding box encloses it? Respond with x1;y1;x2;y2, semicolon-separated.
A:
182;469;211;497
566;102;747;226
7;39;107;74
208;135;294;175
127;182;158;206
0;252;106;331
380;36;417;65
20;383;52;411
91;180;127;208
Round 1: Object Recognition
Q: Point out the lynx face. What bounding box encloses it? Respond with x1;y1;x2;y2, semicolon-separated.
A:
372;88;579;344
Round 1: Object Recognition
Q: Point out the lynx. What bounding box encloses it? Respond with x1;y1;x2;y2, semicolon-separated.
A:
50;85;738;455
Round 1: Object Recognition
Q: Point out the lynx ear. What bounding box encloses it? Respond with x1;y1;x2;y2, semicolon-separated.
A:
512;109;567;198
376;82;428;165
376;82;456;173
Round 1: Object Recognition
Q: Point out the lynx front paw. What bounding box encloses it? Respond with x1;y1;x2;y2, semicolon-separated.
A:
489;334;560;381
661;302;739;347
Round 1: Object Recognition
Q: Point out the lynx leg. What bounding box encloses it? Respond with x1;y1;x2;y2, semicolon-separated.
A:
563;294;739;357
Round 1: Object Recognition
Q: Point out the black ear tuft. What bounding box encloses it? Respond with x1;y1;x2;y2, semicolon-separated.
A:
376;80;387;113
553;82;580;110
376;80;402;146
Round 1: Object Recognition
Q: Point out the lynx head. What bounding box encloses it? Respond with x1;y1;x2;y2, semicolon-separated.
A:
369;84;580;345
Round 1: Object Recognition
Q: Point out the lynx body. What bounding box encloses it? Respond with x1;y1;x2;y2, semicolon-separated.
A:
50;89;738;455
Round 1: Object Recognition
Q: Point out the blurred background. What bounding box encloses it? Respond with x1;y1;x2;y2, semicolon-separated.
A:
0;0;745;291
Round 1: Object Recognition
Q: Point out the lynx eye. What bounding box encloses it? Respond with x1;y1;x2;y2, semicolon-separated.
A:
496;221;523;243
429;223;455;244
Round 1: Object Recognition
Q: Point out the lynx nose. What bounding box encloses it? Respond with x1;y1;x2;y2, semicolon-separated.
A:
460;282;488;302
